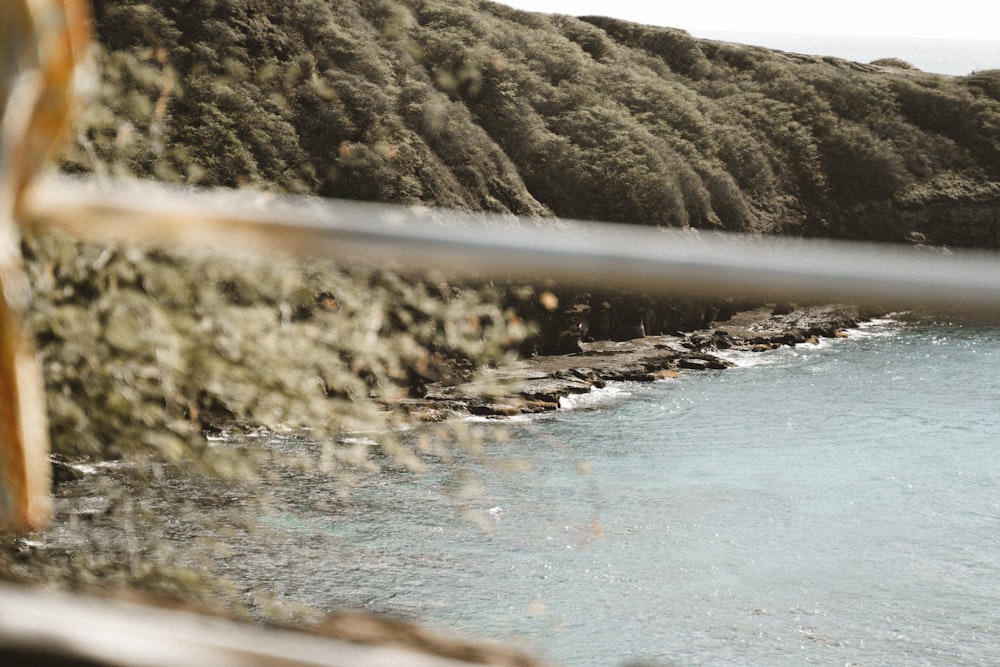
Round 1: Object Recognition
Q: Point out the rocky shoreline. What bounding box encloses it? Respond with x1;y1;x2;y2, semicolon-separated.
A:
398;304;877;420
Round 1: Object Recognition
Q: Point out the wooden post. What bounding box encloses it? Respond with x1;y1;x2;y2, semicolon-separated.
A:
0;253;51;531
0;0;91;531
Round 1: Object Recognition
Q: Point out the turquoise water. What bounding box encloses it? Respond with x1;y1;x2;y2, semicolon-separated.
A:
228;317;1000;665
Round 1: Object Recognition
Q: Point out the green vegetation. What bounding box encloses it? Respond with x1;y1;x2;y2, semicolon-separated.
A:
5;0;1000;620
76;0;1000;242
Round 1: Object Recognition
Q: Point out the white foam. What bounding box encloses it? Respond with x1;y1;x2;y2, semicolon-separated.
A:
716;316;904;368
558;383;633;411
859;317;897;328
70;461;124;475
850;317;900;339
713;347;797;369
796;336;835;350
463;413;534;423
340;436;380;447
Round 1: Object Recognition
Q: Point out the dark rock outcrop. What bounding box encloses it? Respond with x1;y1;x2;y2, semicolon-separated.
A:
402;304;873;419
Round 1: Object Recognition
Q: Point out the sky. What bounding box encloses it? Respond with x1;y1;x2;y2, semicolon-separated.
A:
496;1;1000;74
496;1;1000;41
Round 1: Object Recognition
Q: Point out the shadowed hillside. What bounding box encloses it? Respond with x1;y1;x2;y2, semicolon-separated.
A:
28;0;1000;460
77;0;1000;247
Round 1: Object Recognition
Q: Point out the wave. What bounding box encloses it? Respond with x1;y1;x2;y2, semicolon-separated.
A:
851;316;902;339
463;413;534;423
715;316;903;369
714;346;798;369
558;382;633;411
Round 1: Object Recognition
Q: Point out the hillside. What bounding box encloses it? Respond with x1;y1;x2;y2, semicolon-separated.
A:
78;0;1000;245
27;0;1000;457
25;0;1000;458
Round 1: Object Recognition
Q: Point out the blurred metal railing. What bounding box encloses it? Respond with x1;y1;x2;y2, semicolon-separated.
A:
22;173;1000;313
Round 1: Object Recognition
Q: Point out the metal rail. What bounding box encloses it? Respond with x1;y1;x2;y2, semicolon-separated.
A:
21;174;1000;315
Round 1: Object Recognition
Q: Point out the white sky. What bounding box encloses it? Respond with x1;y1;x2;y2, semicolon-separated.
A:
496;1;1000;41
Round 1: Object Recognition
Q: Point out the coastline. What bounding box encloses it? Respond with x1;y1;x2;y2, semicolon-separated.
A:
399;304;876;420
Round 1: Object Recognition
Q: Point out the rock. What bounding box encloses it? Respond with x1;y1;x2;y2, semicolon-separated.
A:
712;330;734;349
677;355;730;371
50;455;84;488
518;400;561;414
687;333;713;349
779;330;807;345
518;377;592;403
468;402;533;417
394;304;877;421
771;301;795;315
678;358;713;371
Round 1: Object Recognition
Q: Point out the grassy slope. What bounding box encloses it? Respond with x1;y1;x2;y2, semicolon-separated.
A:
27;0;1000;460
80;0;1000;245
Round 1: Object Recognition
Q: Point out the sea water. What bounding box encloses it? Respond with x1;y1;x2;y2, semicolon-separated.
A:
211;315;999;666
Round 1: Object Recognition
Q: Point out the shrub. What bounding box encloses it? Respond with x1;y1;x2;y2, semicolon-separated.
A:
871;57;917;70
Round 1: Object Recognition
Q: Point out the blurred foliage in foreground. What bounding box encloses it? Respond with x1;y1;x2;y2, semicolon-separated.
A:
5;0;1000;618
8;227;529;611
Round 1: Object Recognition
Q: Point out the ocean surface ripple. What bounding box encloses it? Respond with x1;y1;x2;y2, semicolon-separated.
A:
218;317;1000;666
